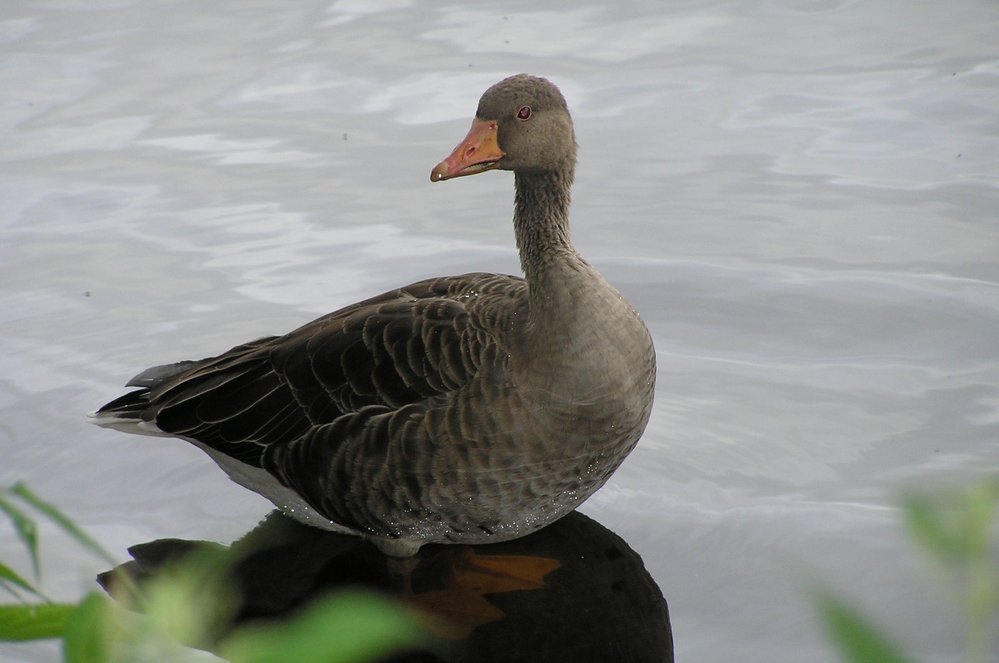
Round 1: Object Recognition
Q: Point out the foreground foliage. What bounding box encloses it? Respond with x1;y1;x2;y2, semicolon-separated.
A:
816;477;999;663
2;478;996;662
0;482;427;662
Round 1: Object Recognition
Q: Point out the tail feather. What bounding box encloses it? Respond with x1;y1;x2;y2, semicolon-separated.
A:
89;350;272;440
90;361;196;437
89;388;172;437
125;361;200;388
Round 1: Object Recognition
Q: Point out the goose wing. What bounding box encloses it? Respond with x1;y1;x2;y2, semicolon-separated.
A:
96;273;522;468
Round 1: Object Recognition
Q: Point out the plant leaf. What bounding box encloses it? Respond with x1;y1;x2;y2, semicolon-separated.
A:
961;480;998;560
141;547;237;649
62;592;115;663
0;561;43;601
0;602;76;641
0;494;40;581
816;591;915;663
220;590;430;663
11;482;116;566
904;479;999;568
904;493;966;564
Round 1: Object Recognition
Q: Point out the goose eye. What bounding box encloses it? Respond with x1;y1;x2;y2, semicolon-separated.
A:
516;106;532;120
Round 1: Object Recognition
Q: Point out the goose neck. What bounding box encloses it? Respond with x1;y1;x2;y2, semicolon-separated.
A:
513;170;576;281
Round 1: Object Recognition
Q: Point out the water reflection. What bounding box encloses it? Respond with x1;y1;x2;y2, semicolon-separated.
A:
100;510;673;662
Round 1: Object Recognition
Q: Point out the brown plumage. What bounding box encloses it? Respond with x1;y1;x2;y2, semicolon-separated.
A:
92;74;656;556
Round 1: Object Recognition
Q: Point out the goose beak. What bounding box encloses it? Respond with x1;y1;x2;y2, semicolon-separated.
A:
431;118;505;182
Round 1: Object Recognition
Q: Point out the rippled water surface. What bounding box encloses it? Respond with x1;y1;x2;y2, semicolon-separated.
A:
3;1;999;661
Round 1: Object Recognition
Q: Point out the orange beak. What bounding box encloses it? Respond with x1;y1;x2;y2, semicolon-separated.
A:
430;118;505;182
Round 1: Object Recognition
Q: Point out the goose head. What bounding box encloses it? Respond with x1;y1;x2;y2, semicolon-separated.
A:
431;74;577;182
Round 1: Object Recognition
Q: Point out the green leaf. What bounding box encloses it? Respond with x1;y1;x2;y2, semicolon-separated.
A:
221;590;429;663
903;479;999;567
904;493;967;564
62;592;115;663
816;592;915;663
961;480;998;560
0;561;43;601
140;548;237;649
11;482;116;566
0;494;40;581
0;602;76;640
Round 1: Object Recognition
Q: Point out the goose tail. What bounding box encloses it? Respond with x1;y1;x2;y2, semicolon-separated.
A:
88;360;198;436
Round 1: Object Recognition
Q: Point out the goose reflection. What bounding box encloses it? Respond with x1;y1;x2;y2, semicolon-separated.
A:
100;510;673;662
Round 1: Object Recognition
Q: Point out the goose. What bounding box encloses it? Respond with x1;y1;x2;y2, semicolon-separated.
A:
92;74;656;557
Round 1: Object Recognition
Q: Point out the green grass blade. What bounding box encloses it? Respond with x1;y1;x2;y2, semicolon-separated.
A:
0;602;76;641
11;482;116;566
0;494;40;581
817;591;915;663
0;562;44;601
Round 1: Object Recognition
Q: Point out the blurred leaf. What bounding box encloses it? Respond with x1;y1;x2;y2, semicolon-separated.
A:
817;592;915;663
221;590;429;663
962;480;998;559
11;482;116;566
0;602;76;640
0;561;43;601
904;494;966;564
141;548;237;649
62;592;115;663
903;479;999;567
0;493;40;580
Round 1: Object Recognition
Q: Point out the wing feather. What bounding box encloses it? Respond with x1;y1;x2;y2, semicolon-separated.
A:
95;274;521;475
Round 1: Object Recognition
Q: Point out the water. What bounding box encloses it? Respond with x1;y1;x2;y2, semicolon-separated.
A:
3;1;999;661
